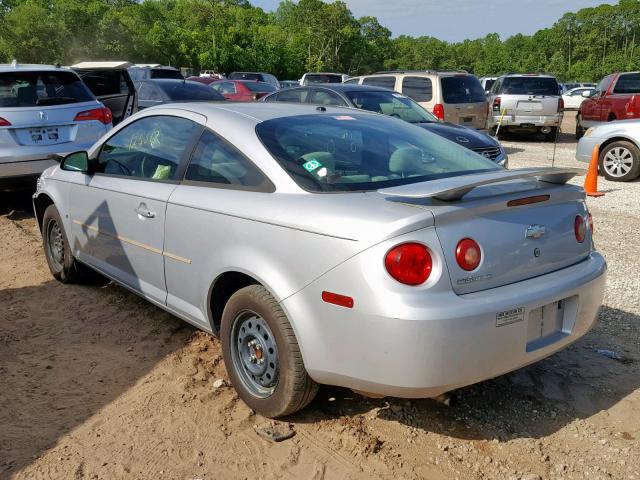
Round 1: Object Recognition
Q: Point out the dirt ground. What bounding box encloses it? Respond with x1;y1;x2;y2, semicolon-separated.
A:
1;115;639;480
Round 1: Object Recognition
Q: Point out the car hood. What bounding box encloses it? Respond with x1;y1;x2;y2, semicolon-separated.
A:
417;122;498;149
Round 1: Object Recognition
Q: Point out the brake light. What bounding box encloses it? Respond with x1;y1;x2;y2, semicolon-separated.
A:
558;97;564;112
588;212;593;233
492;97;501;112
625;95;640;117
385;243;432;286
433;103;445;120
574;215;586;243
74;107;112;125
455;238;481;271
0;117;11;126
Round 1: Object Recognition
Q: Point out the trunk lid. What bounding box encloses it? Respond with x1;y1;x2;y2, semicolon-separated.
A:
379;169;591;294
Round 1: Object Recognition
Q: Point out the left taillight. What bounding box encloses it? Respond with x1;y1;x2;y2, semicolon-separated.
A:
558;97;564;112
0;117;11;126
385;243;433;286
74;107;112;125
574;215;586;243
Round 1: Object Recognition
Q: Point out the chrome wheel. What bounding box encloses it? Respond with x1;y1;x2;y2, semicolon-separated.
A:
603;146;635;178
46;219;65;271
230;310;279;398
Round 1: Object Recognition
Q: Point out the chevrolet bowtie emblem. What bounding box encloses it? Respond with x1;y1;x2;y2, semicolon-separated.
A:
526;224;546;239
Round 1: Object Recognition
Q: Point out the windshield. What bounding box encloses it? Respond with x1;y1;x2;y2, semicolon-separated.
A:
441;76;486;104
304;74;343;84
256;114;499;192
345;90;438;124
244;82;277;93
159;82;224;101
501;77;560;96
0;70;94;107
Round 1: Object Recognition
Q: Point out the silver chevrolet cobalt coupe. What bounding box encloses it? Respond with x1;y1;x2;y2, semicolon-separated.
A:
33;103;606;417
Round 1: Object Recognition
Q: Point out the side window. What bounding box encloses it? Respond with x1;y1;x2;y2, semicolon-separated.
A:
96;116;199;180
219;82;236;94
362;76;396;90
309;89;346;106
343;78;360;85
185;129;271;190
138;83;162;101
275;88;309;103
401;76;433;102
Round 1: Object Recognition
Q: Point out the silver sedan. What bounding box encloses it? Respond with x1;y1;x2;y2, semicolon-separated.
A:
576;119;640;181
34;103;606;417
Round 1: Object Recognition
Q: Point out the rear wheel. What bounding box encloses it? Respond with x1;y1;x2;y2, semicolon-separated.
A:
576;114;585;139
221;285;318;418
599;140;640;182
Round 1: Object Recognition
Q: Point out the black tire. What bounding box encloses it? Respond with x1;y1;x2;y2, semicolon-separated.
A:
598;140;640;182
220;285;318;418
545;127;558;142
42;204;91;283
575;114;585;139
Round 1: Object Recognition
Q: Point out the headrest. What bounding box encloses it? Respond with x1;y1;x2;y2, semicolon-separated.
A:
389;146;426;175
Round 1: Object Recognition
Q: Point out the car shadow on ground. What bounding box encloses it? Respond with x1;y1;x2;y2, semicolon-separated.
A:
498;129;576;145
292;305;638;442
0;190;36;220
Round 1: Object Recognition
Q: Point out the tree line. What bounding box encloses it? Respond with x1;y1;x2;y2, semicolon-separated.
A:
0;0;638;82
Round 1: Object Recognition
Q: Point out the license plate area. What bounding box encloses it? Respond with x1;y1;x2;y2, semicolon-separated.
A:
525;296;577;352
460;116;474;123
16;126;68;146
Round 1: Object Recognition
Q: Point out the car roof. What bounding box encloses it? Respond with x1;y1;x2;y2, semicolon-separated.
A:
140;79;196;85
303;72;346;76
0;62;74;73
72;61;133;69
501;73;557;78
291;84;391;93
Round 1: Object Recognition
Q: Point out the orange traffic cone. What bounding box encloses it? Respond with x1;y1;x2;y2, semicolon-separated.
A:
584;143;605;197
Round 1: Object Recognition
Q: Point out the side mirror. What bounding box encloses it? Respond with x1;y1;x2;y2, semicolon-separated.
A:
60;151;91;173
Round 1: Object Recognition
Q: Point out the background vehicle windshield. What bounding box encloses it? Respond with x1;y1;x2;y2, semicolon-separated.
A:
440;76;486;103
0;71;94;107
304;74;343;84
345;91;438;124
256;113;498;192
159;82;224;101
613;73;640;94
501;77;560;96
244;82;277;92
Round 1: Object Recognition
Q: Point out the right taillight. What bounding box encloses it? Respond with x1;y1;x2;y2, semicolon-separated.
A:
455;238;481;271
492;97;501;112
433;103;445;120
0;117;11;126
74;107;112;125
385;243;432;286
574;215;586;243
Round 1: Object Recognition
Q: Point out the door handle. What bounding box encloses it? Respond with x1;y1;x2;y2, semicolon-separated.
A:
135;203;155;218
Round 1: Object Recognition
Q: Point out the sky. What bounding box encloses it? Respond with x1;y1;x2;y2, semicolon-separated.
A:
250;0;613;42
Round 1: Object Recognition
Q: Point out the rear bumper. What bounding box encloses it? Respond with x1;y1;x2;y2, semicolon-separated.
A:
283;252;606;398
489;113;562;129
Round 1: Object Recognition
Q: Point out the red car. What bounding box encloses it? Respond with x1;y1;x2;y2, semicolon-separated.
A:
210;80;277;102
577;71;640;138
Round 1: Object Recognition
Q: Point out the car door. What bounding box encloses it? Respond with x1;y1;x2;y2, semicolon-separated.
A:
73;67;137;125
68;112;204;304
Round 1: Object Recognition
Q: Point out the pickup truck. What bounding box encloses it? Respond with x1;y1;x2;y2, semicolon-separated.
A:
576;72;640;138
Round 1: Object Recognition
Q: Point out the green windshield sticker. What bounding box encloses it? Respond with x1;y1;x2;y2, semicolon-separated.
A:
303;159;322;172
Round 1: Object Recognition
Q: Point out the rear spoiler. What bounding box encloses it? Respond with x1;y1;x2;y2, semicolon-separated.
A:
378;167;583;201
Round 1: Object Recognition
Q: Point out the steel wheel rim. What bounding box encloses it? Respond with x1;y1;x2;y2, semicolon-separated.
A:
603;147;634;177
230;310;279;398
46;219;65;271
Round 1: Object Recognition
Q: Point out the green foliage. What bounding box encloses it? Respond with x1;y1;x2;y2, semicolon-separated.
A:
0;0;638;81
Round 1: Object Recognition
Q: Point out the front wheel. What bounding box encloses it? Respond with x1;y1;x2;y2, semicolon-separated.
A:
599;140;640;182
221;285;318;418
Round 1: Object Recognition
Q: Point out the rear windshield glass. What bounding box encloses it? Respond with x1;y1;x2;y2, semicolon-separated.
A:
244;82;277;92
229;73;262;81
159;82;224;101
0;70;94;107
304;74;343;84
440;76;486;104
500;77;560;96
613;73;640;94
150;69;183;80
256;114;498;192
345;90;438;124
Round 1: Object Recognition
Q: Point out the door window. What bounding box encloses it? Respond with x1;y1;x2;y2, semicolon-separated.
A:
309;89;346;106
96;115;199;181
401;77;433;102
213;82;237;94
184;130;272;190
362;76;396;90
275;88;309;103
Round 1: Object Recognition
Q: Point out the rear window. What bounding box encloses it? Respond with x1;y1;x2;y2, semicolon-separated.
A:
499;77;560;96
345;90;437;123
440;75;486;103
244;82;277;93
362;76;396;90
149;69;183;80
255;114;498;193
613;73;640;94
159;82;224;101
0;70;94;107
303;74;343;84
401;76;433;102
